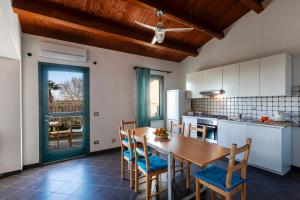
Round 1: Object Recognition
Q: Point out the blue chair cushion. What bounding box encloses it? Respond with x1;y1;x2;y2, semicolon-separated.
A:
137;155;167;173
122;138;134;144
123;148;152;161
194;166;245;192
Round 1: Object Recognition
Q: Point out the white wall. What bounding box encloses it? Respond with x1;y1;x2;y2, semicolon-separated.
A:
0;0;22;174
0;58;22;173
22;33;179;165
179;0;300;88
0;0;21;60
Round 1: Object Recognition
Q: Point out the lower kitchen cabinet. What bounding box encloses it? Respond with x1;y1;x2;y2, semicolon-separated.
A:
218;120;292;175
218;121;246;161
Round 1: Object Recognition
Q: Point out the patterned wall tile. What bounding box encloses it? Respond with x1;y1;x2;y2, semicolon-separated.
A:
191;86;300;124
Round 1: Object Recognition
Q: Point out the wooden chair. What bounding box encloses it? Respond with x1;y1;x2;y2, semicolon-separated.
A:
48;122;72;149
194;138;252;200
187;123;207;141
133;132;168;200
170;121;185;135
170;121;193;189
121;118;136;130
119;127;135;188
180;123;207;188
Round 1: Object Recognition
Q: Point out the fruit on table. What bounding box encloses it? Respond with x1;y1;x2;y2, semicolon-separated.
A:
155;128;167;136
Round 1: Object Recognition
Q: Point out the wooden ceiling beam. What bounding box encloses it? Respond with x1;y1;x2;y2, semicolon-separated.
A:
13;0;198;57
128;0;225;40
239;0;264;14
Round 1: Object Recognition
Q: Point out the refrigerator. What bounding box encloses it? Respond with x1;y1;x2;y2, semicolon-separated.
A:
166;90;191;133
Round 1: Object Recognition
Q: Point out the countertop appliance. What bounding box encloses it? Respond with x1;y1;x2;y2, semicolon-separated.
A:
195;114;228;144
166;90;191;133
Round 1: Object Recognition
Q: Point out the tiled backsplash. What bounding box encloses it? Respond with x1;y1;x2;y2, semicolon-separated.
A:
191;86;300;124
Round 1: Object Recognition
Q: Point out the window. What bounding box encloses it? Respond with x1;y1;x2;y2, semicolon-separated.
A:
150;75;164;120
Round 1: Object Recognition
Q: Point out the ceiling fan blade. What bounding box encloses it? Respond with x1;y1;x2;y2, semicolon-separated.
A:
164;27;194;32
151;35;157;44
135;21;156;30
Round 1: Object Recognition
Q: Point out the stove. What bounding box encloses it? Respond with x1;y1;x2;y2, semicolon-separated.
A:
193;114;228;144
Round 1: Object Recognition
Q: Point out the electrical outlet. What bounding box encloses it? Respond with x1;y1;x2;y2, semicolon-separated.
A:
94;140;100;144
111;138;116;143
94;112;100;116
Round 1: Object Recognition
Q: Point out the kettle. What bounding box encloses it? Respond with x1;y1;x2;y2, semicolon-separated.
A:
274;111;285;122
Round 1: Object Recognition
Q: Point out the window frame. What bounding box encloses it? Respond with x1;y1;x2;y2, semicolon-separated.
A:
150;74;164;121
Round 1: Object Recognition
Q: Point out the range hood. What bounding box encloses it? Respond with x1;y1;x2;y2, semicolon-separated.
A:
200;90;225;96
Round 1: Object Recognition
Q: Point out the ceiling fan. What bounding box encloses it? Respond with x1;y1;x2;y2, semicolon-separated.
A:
135;10;194;44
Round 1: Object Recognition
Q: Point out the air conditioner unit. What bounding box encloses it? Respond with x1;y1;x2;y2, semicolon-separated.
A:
40;42;87;62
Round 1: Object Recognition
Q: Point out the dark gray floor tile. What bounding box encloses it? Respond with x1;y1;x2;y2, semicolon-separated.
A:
111;188;133;200
55;182;82;195
0;150;299;200
89;186;115;200
71;183;98;198
101;176;121;187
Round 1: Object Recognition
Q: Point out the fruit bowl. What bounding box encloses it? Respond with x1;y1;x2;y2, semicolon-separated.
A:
154;128;169;139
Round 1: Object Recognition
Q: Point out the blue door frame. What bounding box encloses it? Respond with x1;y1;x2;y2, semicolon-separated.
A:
39;62;90;163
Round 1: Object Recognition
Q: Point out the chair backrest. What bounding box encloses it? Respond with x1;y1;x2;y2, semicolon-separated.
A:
187;123;207;141
121;118;137;130
226;138;252;189
170;121;185;136
132;131;150;172
119;127;134;158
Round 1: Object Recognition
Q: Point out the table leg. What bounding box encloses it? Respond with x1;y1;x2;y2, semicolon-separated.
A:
168;152;173;200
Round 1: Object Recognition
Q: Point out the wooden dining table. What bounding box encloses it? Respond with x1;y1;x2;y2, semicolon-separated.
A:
132;127;230;200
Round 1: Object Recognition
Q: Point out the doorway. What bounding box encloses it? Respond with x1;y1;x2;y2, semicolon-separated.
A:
39;62;90;163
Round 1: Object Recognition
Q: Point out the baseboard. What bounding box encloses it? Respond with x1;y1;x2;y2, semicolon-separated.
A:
23;163;42;170
291;165;300;172
89;147;120;156
0;170;21;179
1;147;121;178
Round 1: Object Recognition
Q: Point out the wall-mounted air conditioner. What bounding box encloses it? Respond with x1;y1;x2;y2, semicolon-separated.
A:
40;42;87;62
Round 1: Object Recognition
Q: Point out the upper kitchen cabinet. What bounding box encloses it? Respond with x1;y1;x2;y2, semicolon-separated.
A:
186;71;203;98
260;53;292;96
222;64;239;97
239;59;260;97
202;67;223;91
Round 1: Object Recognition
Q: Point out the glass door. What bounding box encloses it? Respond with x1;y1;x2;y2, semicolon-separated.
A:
39;62;89;163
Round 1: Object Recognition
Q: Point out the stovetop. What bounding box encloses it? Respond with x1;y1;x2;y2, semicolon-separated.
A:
193;114;228;120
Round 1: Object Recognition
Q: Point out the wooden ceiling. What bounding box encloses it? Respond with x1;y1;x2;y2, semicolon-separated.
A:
13;0;264;62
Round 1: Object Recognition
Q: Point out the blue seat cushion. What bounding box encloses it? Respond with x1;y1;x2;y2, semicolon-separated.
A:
122;138;134;144
194;166;245;192
123;148;152;161
137;155;167;173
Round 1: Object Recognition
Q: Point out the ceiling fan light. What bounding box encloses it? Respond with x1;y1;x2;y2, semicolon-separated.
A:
155;30;165;43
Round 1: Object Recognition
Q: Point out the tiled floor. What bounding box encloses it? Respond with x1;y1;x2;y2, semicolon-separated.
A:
0;150;299;200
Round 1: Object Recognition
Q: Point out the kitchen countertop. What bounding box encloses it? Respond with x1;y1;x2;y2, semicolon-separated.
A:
218;119;293;128
182;115;295;128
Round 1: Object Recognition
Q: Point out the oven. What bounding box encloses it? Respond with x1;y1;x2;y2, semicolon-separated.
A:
197;118;218;144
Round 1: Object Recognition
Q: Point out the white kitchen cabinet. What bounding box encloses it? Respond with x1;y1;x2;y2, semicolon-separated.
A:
245;125;281;172
182;116;197;138
218;120;246;160
292;127;300;167
202;67;223;91
260;53;292;96
218;120;292;175
239;59;260;97
186;71;203;98
222;64;239;97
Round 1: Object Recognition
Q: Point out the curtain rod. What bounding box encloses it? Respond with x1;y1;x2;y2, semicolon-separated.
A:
133;66;172;74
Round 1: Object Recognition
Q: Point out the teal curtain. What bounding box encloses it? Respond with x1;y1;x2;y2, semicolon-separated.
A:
136;67;151;127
